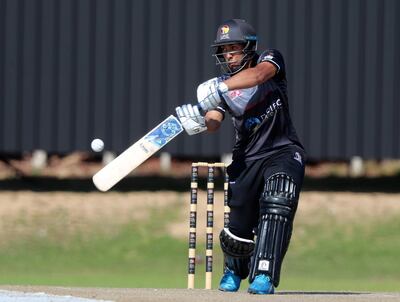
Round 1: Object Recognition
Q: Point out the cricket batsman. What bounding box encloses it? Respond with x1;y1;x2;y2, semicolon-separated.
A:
176;19;306;294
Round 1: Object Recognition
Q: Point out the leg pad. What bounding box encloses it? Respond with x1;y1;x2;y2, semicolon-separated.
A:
220;228;255;279
249;173;298;287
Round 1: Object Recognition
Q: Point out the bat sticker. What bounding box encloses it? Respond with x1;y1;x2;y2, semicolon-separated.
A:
144;116;183;147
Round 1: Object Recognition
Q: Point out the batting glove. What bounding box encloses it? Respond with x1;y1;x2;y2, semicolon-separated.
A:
175;104;207;136
197;77;229;112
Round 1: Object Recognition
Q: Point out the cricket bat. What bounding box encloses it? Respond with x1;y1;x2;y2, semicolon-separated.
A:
92;115;183;191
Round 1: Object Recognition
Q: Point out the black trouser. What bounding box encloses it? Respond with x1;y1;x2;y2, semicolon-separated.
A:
227;144;305;239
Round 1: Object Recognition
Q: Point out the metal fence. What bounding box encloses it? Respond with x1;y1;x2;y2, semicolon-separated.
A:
0;0;399;160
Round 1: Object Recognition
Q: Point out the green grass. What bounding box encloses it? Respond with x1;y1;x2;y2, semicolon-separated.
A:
280;217;400;292
0;202;399;292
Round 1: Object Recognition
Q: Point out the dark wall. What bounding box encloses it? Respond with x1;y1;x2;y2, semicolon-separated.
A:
0;0;399;160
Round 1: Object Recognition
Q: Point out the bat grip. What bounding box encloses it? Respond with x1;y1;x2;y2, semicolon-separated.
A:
195;104;206;116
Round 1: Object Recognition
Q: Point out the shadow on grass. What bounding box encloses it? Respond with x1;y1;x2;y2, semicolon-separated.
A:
1;175;400;193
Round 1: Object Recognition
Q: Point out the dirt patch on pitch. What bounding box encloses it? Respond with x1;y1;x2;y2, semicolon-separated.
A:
1;286;400;302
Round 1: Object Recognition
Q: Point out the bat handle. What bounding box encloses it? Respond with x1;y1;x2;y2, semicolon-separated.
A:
194;104;206;116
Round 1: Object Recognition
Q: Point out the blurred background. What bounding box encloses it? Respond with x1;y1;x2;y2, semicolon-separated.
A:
0;0;399;292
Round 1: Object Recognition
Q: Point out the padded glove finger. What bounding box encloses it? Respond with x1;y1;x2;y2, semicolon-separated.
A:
175;104;207;136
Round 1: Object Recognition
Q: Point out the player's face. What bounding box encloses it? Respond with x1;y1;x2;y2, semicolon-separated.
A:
221;44;245;68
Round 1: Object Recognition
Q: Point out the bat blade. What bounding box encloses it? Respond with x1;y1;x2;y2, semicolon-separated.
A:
92;115;183;191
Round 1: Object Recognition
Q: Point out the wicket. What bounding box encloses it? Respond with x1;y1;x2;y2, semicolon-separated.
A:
187;162;230;290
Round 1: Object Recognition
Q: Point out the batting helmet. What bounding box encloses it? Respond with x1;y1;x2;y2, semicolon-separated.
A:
212;19;258;75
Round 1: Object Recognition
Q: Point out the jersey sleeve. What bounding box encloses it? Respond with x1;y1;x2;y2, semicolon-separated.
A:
257;49;286;77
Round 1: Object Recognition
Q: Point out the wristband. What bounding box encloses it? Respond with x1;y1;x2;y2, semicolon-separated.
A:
217;82;229;95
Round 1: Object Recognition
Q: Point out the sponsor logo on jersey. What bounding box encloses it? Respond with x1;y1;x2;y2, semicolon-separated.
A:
244;99;283;134
228;89;242;99
260;98;282;120
244;117;261;131
294;152;303;165
263;54;274;61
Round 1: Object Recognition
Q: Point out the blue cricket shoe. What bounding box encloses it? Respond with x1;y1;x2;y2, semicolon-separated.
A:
218;268;241;292
248;274;275;294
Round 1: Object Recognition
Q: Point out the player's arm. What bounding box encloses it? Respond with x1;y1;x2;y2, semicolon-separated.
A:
197;50;285;112
205;110;224;132
197;61;278;112
196;62;277;112
222;61;277;90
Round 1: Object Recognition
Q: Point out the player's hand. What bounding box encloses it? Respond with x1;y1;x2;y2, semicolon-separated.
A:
197;77;228;112
175;104;207;136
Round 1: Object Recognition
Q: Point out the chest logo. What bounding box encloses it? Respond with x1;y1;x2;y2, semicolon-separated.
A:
244;117;261;131
260;98;282;120
228;90;242;99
